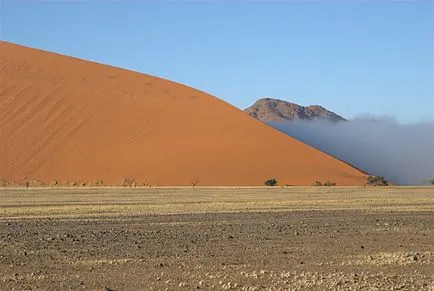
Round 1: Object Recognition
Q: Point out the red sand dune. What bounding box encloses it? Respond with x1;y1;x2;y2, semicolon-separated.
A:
0;41;367;186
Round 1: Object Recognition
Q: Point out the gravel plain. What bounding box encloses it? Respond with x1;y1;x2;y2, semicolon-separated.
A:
0;187;433;290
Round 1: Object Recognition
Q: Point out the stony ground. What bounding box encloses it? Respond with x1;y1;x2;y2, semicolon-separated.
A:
0;187;433;290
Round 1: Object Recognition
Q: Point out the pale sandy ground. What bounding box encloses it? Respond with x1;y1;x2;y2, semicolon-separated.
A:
0;187;433;290
1;186;433;218
0;41;366;186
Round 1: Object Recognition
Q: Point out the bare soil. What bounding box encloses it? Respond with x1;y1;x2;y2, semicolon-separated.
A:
0;187;433;290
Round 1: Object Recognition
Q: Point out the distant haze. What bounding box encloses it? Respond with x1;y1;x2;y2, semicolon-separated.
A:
269;118;434;185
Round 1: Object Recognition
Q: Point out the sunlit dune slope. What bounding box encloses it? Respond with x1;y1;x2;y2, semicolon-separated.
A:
0;41;367;186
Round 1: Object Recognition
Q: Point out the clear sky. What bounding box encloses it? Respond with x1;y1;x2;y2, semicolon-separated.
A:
1;1;433;123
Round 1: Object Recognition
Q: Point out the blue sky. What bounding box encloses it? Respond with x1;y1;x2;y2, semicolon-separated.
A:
1;1;433;123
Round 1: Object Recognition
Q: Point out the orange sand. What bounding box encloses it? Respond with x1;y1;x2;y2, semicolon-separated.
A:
0;41;367;186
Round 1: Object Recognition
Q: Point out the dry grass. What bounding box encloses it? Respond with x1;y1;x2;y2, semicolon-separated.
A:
0;186;433;219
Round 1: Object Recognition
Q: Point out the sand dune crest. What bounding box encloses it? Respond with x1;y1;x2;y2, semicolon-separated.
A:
0;41;366;186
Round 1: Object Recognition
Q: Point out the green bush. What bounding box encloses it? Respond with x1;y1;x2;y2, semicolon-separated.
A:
367;175;388;186
264;178;278;186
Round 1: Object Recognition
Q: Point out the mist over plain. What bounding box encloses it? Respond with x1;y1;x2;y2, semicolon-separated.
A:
269;118;434;185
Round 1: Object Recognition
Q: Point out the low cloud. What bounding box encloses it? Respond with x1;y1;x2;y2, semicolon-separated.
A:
269;118;434;185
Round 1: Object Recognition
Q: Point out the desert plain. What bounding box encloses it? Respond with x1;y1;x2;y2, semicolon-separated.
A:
0;41;433;291
0;186;433;290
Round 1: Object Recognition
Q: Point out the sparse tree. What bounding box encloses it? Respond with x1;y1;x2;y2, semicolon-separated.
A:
121;177;135;187
95;180;104;186
324;181;336;186
50;180;59;187
190;179;200;188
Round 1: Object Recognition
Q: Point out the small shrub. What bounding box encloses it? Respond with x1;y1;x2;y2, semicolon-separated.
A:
367;175;388;186
324;181;336;186
312;181;323;186
121;177;136;187
25;180;44;187
95;180;104;186
264;178;277;186
50;180;59;187
422;179;434;186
